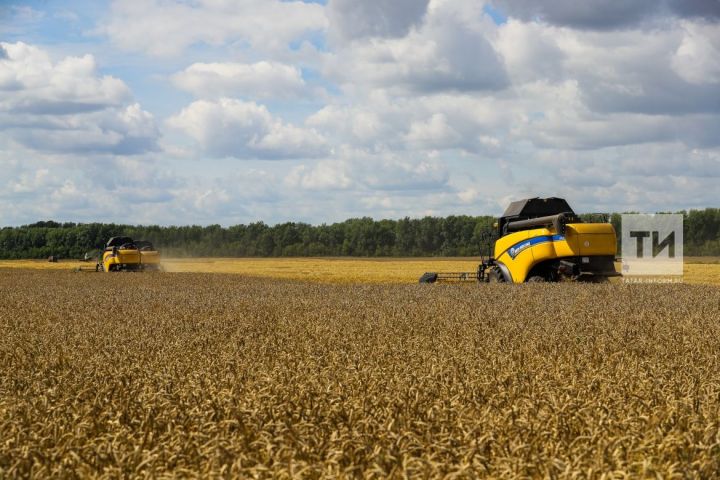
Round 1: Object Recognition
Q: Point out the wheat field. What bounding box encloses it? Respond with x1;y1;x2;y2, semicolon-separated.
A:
1;269;719;477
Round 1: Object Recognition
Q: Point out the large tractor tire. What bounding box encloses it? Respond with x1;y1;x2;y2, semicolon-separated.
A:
488;267;506;283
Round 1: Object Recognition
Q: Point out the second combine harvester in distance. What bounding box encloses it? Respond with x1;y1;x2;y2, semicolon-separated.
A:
420;197;620;283
97;236;161;272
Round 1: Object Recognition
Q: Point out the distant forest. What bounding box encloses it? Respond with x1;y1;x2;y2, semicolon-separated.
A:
1;209;719;259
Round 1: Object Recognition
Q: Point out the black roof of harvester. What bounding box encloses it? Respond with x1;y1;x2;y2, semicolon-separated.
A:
500;197;575;220
106;236;134;248
497;197;577;236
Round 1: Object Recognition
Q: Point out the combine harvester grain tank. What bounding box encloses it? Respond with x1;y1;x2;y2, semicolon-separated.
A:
420;197;620;283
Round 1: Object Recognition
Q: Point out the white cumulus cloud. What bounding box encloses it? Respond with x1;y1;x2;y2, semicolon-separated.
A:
671;21;720;84
172;61;307;99
0;42;129;114
167;98;328;159
327;0;430;43
0;42;158;155
324;0;508;93
98;0;327;56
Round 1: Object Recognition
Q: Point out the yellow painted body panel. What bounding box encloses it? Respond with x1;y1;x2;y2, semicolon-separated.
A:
493;223;617;283
140;250;161;266
102;248;161;272
494;230;529;283
572;223;617;256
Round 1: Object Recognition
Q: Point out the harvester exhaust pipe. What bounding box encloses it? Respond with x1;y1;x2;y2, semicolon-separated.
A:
505;212;573;234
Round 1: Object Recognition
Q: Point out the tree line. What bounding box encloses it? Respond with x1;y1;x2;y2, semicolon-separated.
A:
0;209;718;259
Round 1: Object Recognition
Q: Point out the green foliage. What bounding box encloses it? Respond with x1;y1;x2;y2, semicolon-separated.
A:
0;209;718;258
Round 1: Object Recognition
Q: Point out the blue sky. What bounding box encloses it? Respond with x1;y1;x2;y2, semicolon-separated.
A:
1;0;719;226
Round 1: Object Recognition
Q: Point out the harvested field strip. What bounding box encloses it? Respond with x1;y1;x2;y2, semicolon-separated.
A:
1;270;719;477
2;257;719;285
160;258;720;285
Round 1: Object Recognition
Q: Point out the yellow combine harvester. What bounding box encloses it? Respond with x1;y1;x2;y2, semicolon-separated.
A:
97;236;161;272
420;197;620;283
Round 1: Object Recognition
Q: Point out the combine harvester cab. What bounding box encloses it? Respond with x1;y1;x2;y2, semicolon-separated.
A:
98;236;161;272
421;197;620;283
